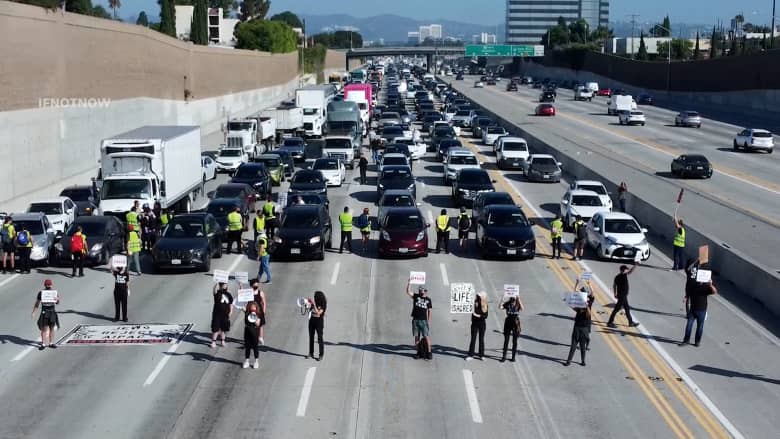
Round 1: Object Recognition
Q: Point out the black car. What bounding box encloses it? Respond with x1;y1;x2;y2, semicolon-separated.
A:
452;168;495;207
289;169;327;194
55;216;125;265
671;154;713;179
637;93;654;105
506;82;518;92
273;205;332;260
279;137;306;162
384;144;412;162
377;165;416;199
437;138;463;158
380;125;404;144
59;185;99;216
539;91;556;103
525;156;562;182
475;205;535;259
286;192;330;212
230;163;272;198
212;183;258;213
422;114;444;133
471;191;515;221
431;125;456;150
206;198;243;233
152;213;222;272
472;117;496;139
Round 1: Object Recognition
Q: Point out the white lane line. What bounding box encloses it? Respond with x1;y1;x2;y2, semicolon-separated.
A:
296;366;317;417
143;340;183;387
462;369;483;423
439;263;449;286
330;262;341;285
10;337;42;362
0;273;20;290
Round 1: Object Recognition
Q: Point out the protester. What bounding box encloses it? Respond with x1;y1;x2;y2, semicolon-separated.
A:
253;209;265;243
572;215;586;261
339;206;353;254
140;204;157;251
70;225;87;278
242;301;262;369
406;281;433;360
435;209;451;254
358;155;369;185
684;258;700;315
564;306;591;366
31;279;59;350
466;291;488;361
125;205;139;231
15;223;33;274
617;182;628;212
252;280;267;345
500;295;524;362
262;196;277;239
307;291;327;361
1;217;16;273
682;278;717;347
226;205;244;254
607;263;640;328
127;225;142;276
256;232;271;284
550;214;563;259
357;207;371;252
210;282;233;348
457;207;471;248
672;211;686;271
112;264;130;322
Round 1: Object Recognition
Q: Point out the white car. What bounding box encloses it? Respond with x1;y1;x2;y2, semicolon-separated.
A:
733;128;774;153
378;153;409;173
444;148;481;184
570;180;612;211
560;190;608;229
215;148;248;174
201;155;217;181
26;197;76;233
312;157;346;187
618;110;646;126
482;126;508;146
495;136;530;169
395;137;427;160
586;212;650;261
474;80;485;88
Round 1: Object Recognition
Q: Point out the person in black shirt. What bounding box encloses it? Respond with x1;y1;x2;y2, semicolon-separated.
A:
466;291;488;361
500;295;524;362
113;266;131;322
251;280;267;346
684;258;700;315
31;279;59;350
358;156;369;185
607;263;639;328
565;307;592;366
242;301;262;369
210;282;233;349
307;291;327;361
406;281;433;360
682;280;717;347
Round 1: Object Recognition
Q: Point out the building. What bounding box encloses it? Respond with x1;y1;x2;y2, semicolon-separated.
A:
408;31;420;45
604;37;711;56
429;24;443;40
480;32;498;44
506;0;610;45
419;25;431;41
175;6;239;47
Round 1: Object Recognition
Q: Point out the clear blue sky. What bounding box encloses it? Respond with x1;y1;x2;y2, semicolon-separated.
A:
99;0;778;27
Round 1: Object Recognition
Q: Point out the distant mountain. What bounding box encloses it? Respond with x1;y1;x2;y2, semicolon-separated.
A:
301;13;504;44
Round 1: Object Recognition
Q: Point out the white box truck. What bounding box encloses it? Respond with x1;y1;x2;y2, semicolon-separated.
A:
296;85;336;138
97;126;203;218
607;94;637;115
261;104;304;141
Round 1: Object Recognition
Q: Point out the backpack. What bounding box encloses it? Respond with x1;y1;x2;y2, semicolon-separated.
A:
575;222;587;240
0;226;9;245
16;230;29;246
71;234;85;253
458;215;471;230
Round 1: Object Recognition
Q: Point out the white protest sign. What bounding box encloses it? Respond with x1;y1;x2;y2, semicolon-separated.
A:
563;291;588;309
236;288;255;303
409;271;426;285
234;271;249;284
503;284;519;299
278;192;287;210
579;271;592;281
41;290;58;304
111;254;127;268
450;282;475;314
695;269;712;283
213;269;229;283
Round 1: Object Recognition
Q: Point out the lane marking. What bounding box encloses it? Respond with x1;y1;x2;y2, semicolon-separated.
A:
296;366;317;417
462;369;483;423
439;263;449;286
0;273;20;290
10;336;42;362
143;340;183;387
330;262;340;285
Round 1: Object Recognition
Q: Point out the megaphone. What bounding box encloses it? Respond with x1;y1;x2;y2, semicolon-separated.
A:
247;312;259;323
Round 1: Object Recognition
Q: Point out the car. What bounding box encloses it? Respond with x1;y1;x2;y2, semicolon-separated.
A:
230;163;272;198
671;154;713;179
54;215;126;265
539;91;555;103
212;183;258;211
452;168;495;207
733;128;774;153
380;125;405;144
215;148;248;174
379;112;402;126
312;157;346;187
384;144;413;163
378;153;410;173
377;207;429;258
524;154;562;182
152;213;223;272
456;73;464;80
471;191;515;222
437;138;463;159
618;110;646;126
430;120;456;137
474;80;485;88
535;104;556;116
506;82;518;92
377;165;416;199
272;205;332;260
495;137;530;170
444;148;481;183
252;154;286;186
393;137;426;160
570;180;612;211
574;86;594;101
421;114;445;133
560;189;609;230
451;109;472;128
474;205;535;259
201;155;217;181
472;117;496;139
59;185;99;217
674;111;702;128
597;88;612;97
271;149;296;177
431;124;457;151
279;137;307;162
586;212;650;261
285;192;330;212
289;169;327;195
26;197;77;234
532;81;543;89
486;77;497;86
482;126;508;146
637;93;654;105
6;212;57;266
206;198;250;233
377;189;416;226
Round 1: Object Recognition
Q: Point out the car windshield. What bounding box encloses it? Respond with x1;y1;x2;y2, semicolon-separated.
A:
483;195;514;206
686;156;709;164
604;219;642;234
282;139;304;147
28;203;63;215
685;112;699;117
219;149;242;157
324;139;351;149
101;180;151;200
630;112;643;116
503;142;527;151
753;132;773;138
449;156;478;165
381;195;414;207
234;167;264;178
487;212;529;227
383;157;407;166
214;186;244;198
459;172;491;184
578;184;607;195
292;172;323;183
303;108;318;115
487;127;505;134
314;160;340;170
14;220;45;235
571;195;602;206
288;195;322;206
60;188;91;201
434;127;453;135
227;121;253;131
66;222;105;236
257;158;281;167
441;140;461;147
532;157;557;167
383;127;403;135
282;212;320;228
385;213;423;230
163;221;207;238
477;119;493;127
382;169;411;179
381;112;400;119
207;203;237;216
456;110;470;116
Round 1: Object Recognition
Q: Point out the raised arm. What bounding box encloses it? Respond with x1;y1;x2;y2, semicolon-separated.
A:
405;281;414;298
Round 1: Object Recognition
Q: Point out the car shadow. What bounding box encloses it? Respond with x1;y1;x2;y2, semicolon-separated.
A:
417;176;447;187
588;112;612;116
654;171;678;179
715;147;741;153
424;165;444;174
350;190;378;204
423;195;454;209
539;203;561;216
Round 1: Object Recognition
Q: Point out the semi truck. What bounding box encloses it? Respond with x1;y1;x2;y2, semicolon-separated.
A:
325;111;362;153
97;126;203;218
296;85;336;138
261;103;304;142
343;83;373;127
225;117;276;157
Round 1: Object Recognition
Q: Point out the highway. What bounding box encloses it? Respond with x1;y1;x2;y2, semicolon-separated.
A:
0;77;779;439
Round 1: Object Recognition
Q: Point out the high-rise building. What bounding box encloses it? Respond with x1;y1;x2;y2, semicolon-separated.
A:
408;31;421;45
505;0;609;45
429;24;443;39
419;25;432;41
480;32;498;44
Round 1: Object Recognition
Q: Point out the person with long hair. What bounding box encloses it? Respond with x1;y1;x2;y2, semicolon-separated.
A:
565;306;592;366
466;291;488;361
210;282;233;349
32;279;59;350
307;291;327;361
242;301;262;369
251;279;267;345
500;295;524;362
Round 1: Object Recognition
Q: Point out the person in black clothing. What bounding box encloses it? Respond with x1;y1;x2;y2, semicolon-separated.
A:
565;307;591;366
500;295;524;362
358;156;369;185
307;291;327;361
252;280;267;345
210;282;233;348
31;279;59;350
113;266;130;322
682;279;717;347
406;282;433;360
684;258;700;315
242;301;262;369
607;263;640;328
466;291;488;360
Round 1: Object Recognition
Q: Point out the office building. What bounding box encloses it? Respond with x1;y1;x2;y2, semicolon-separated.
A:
419;25;431;41
408;31;421;45
480;32;498;44
429;24;443;39
506;0;609;45
175;6;239;47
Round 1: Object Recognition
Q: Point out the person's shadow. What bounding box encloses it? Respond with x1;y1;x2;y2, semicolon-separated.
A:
0;334;39;347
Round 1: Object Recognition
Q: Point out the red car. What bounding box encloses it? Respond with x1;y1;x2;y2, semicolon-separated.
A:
377;207;429;257
535;104;556;116
597;88;612;97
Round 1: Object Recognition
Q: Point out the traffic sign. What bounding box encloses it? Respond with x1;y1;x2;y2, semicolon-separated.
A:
465;45;544;57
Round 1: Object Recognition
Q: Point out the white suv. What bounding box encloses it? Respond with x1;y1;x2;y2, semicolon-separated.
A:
618;110;646;126
26;197;77;234
733;128;774;153
444;148;480;184
495;137;530;170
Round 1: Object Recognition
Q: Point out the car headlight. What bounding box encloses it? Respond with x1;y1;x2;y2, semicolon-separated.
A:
416;231;425;241
273;236;283;244
407;183;415;191
458;188;469;193
55;243;63;251
378;183;384;189
381;230;391;241
309;236;321;244
90;243;103;253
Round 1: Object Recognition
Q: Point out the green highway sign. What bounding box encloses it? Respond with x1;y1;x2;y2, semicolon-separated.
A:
464;44;545;57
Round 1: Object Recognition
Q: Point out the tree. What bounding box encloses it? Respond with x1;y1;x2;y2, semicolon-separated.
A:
234;19;298;52
65;0;92;14
270;11;303;30
762;31;767;50
136;10;149;26
240;0;270;22
91;4;110;18
657;39;692;60
709;25;717;58
729;34;738;56
693;32;701;59
568;19;589;43
107;0;120;19
312;30;363;49
190;0;208;45
662;15;671;36
636;32;648;60
652;16;671;37
159;0;176;37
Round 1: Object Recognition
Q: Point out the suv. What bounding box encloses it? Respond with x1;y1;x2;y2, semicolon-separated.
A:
618;110;646;126
574;86;594;101
444;148;481;184
733;128;774;153
230;163;272;198
495;137;530;170
674;111;702;128
452;168;495;206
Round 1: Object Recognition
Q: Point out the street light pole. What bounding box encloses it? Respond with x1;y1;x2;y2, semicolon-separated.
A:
772;0;777;47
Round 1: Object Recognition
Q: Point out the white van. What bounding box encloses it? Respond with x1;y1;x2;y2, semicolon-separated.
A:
607;94;637;115
495;137;530;170
585;82;599;93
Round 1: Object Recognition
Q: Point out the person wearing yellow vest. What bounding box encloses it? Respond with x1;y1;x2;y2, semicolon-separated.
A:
127;225;142;276
253;209;266;243
15;224;33;274
456;206;471;248
226;205;244;255
357;207;371;252
256;232;271;284
339;207;353;253
672;211;686;270
70;226;88;277
125;205;139;232
1;217;16;274
435;208;451;254
262;196;277;239
550;214;564;259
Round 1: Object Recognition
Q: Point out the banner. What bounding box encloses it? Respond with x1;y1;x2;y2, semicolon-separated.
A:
234;271;249;284
563;291;588;309
450;283;475;313
236;288;255;303
213;269;229;283
111;255;127;268
695;269;712;283
41;290;58;304
409;271;426;285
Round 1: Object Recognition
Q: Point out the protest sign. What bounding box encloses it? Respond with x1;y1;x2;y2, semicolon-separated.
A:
41;290;58;304
563;291;588;309
236;288;255;303
213;269;229;283
503;284;519;299
409;271;426;285
111;255;127;268
695;269;712;283
677;188;684;204
234;272;249;284
579;271;592;281
450;283;475;313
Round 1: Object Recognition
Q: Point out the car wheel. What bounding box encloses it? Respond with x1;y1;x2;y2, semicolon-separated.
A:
325;233;332;249
675;120;679;126
200;253;211;272
596;245;604;259
733;140;739;151
316;243;325;260
697;124;701;129
641;122;645;126
744;142;749;151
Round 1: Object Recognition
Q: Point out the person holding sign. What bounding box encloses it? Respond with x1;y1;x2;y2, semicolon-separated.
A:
499;295;524;362
550;214;564;259
672;209;686;271
112;264;130;322
466;291;488;361
682;278;717;347
607;263;639;329
406;281;433;360
210;282;233;349
564;306;591;366
241;301;262;369
307;291;327;361
31;279;59;350
252;280;267;345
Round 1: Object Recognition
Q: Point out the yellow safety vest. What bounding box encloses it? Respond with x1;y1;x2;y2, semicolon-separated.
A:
673;227;685;248
263;202;275;219
457;213;470;230
227;211;243;231
254;215;265;231
126;211;139;229
128;231;141;253
574;220;585;237
160;213;169;226
550;219;563;239
256;237;268;257
339;212;353;232
436;215;451;232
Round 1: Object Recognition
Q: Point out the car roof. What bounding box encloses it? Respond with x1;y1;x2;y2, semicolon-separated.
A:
216;183;251;190
257;154;281;159
381;189;413;197
600;212;638;220
284;205;323;214
574;180;604;187
60;185;91;191
683;154;709;160
480;191;513;200
447;148;473;156
30;197;69;204
484;204;524;213
384;207;422;216
10;212;46;221
238;162;265;168
458;168;488;175
74;215;116;224
749;128;771;133
209;198;240;206
382;153;407;159
530;154;555;159
381;165;412;172
569;189;601;197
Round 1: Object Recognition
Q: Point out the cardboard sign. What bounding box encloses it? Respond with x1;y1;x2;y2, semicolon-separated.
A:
698;245;709;265
695;269;712;283
409;271;426;285
213;269;229;283
234;271;249;284
236;288;255;303
503;284;519;298
450;282;475;314
111;255;127;268
41;290;58;304
60;323;192;346
564;291;588;309
579;271;592;281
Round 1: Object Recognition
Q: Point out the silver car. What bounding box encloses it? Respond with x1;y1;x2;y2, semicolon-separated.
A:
8;212;57;265
674;111;702;128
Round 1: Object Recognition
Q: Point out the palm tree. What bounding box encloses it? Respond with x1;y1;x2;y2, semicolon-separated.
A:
108;0;121;20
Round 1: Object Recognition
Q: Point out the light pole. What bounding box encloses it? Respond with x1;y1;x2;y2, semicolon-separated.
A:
655;24;672;91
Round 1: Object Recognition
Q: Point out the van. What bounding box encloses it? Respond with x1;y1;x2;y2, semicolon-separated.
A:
585;82;599;93
495;137;530;170
607;94;636;115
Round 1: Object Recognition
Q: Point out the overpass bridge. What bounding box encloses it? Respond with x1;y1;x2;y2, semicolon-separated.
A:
344;46;466;71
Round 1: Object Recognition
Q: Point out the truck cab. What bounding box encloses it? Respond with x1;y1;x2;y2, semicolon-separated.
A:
226;119;259;157
323;136;356;169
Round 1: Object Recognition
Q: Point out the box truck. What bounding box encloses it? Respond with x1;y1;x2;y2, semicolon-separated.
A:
343;83;373;127
296;85;336;137
261;104;304;141
607;94;637;115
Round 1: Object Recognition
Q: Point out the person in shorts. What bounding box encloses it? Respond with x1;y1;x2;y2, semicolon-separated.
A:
210;282;233;348
573;215;587;260
406;281;432;360
1;216;16;273
252;279;267;345
32;279;59;350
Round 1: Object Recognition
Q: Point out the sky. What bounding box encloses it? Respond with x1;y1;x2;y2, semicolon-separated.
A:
99;0;778;27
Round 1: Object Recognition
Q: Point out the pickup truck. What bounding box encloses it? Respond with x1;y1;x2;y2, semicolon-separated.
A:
574;86;594;101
